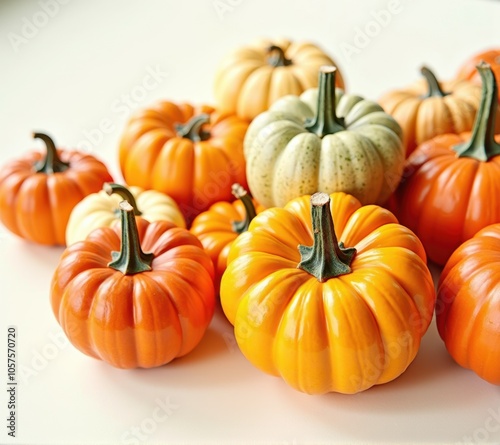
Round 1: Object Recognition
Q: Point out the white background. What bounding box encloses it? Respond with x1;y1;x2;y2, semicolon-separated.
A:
1;0;500;444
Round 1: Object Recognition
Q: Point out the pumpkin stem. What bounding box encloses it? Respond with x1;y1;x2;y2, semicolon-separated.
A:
420;66;448;98
231;183;257;234
267;45;293;67
298;192;356;282
108;201;154;275
175;114;211;142
305;66;345;137
103;183;142;216
33;132;70;174
453;62;500;161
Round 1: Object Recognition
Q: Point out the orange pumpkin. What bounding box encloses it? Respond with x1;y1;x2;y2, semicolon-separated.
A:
118;101;249;223
190;183;265;293
437;223;500;385
213;38;344;120
395;62;500;266
0;132;113;246
456;48;500;102
220;192;435;394
50;200;215;369
379;66;483;157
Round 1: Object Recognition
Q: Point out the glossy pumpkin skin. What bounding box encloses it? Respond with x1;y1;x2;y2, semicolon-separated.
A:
65;183;186;246
214;38;344;120
244;66;404;208
190;184;265;293
437;224;500;385
395;63;500;266
379;67;483;157
456;48;500;102
51;203;215;369
0;133;113;246
118;101;249;223
220;192;435;395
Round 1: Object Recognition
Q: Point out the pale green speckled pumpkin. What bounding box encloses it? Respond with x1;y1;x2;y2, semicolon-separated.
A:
244;66;404;208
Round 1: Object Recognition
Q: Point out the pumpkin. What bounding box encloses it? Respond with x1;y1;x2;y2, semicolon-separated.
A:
379;66;484;157
190;183;264;293
456;48;500;102
220;191;435;395
65;182;186;246
213;38;344;120
244;66;404;208
0;132;113;246
395;62;500;266
118;102;249;223
51;200;215;369
436;223;500;385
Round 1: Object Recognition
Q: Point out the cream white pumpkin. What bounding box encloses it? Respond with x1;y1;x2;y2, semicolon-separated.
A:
65;183;186;246
244;66;404;208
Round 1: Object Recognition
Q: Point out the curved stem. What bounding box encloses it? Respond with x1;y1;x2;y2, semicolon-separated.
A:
420;66;448;98
103;183;142;216
108;201;154;275
175;114;210;142
231;183;257;234
267;45;292;67
33;132;69;174
297;192;356;282
454;62;500;161
305;66;345;137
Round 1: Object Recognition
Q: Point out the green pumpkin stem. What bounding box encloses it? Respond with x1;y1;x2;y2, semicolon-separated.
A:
108;201;154;275
453;62;500;161
33;132;70;174
175;114;210;142
103;183;142;216
267;45;292;67
231;183;257;234
298;192;356;282
420;66;448;98
305;66;345;137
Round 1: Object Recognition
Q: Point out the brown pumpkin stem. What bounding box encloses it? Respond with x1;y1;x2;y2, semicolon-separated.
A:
175;114;211;142
305;66;345;137
267;45;293;67
108;201;154;275
454;62;500;161
231;183;257;234
420;66;449;98
297;192;356;282
33;132;70;174
103;183;142;216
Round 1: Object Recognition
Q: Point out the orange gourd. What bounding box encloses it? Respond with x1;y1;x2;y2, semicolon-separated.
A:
118;102;249;223
50;200;215;369
190;183;265;293
220;191;435;395
437;223;500;385
395;62;500;266
0;132;113;246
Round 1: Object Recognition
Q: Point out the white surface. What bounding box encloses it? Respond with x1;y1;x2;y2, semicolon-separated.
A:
1;0;500;444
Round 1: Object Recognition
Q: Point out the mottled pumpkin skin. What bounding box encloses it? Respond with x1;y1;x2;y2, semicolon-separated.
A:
244;86;404;208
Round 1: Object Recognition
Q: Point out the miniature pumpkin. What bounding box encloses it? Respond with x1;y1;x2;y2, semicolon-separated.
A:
0;132;113;246
51;200;215;369
436;223;500;385
190;183;264;293
244;66;404;208
65;182;186;246
379;66;484;157
118;102;249;223
456;48;500;102
395;62;500;266
220;191;435;395
214;38;344;120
